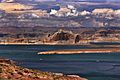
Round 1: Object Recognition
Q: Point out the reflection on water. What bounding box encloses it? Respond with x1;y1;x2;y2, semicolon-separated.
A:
0;44;120;80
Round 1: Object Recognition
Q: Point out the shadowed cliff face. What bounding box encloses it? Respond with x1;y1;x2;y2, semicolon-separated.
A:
0;58;87;80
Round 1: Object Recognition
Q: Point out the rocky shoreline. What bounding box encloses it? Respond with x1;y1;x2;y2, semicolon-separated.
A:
0;58;87;80
38;48;120;54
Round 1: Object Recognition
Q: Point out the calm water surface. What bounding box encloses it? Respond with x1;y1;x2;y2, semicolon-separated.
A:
0;45;120;80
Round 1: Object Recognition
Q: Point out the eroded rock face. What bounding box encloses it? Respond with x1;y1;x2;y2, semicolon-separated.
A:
0;58;87;80
51;30;72;41
42;29;81;44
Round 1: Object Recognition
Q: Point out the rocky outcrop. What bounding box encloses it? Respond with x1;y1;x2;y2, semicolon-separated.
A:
42;29;81;44
0;58;87;80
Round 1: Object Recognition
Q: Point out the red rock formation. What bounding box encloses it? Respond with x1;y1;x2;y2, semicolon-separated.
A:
42;29;81;44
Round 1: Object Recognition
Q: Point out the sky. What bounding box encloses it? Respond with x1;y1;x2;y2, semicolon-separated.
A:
1;0;119;2
35;0;120;2
35;0;55;1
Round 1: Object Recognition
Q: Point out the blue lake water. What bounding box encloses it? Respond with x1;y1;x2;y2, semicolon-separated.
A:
0;44;120;80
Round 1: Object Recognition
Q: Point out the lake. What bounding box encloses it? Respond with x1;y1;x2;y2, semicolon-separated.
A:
0;44;120;80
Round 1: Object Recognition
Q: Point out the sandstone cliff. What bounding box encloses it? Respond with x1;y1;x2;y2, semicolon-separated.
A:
42;29;81;44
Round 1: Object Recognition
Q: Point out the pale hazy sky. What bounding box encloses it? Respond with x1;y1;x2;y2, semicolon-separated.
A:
35;0;119;2
36;0;120;1
35;0;55;1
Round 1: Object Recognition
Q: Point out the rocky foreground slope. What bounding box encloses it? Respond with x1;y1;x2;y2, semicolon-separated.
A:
0;58;87;80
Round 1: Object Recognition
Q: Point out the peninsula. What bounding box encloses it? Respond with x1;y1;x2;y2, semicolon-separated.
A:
38;48;120;54
0;58;87;80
